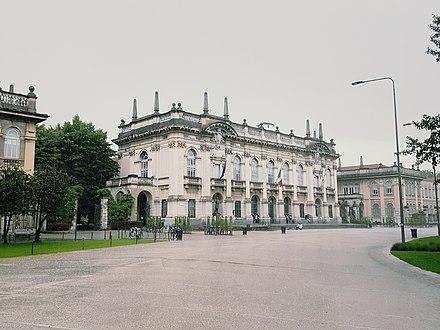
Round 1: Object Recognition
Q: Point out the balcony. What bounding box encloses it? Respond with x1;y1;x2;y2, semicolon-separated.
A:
106;175;154;187
231;180;245;191
158;177;169;190
297;185;308;195
267;183;278;192
283;184;294;192
184;176;202;189
326;187;335;196
250;181;263;192
314;187;323;196
211;178;226;189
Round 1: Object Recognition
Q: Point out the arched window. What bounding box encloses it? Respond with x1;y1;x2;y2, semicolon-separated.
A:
267;161;275;184
187;149;196;177
251;195;260;216
372;203;381;220
4;128;20;159
386;203;394;220
140;152;149;178
326;169;332;187
315;198;322;217
284;197;291;216
371;182;379;196
385;180;393;195
297;164;304;186
251;158;259;182
233;156;241;180
282;163;289;185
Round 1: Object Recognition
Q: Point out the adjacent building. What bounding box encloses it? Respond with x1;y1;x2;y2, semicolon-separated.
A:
337;157;438;224
107;92;340;224
0;84;49;232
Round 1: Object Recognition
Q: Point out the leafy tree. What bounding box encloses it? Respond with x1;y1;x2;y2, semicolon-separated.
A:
0;166;32;244
50;185;84;226
427;14;440;62
339;200;349;223
35;116;119;223
407;211;427;228
31;167;71;242
96;189;134;224
404;114;440;181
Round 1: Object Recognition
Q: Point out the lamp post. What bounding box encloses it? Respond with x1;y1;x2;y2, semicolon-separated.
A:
403;122;440;236
352;77;406;243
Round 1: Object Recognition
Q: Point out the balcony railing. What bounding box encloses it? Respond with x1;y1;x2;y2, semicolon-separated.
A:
231;180;245;189
297;185;308;194
314;187;323;195
211;178;226;189
250;181;263;191
106;175;154;187
326;187;335;195
0;90;29;111
283;184;294;192
184;176;202;188
267;183;278;191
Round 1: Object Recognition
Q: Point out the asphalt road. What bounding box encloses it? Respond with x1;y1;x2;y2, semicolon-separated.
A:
1;228;439;329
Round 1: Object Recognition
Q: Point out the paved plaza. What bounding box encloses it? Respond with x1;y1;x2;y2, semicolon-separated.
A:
1;228;439;329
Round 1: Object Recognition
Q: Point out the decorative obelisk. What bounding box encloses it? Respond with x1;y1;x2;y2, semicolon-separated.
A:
319;123;323;140
306;119;311;137
154;91;159;114
224;97;229;120
132;99;137;120
203;92;209;114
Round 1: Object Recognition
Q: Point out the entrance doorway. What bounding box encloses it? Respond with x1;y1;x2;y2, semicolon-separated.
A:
137;191;152;224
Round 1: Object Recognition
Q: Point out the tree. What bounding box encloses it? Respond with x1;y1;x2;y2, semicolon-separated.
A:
427;14;440;62
51;184;84;226
96;189;134;224
407;211;427;228
35;116;119;222
404;114;440;176
0;166;32;244
31;168;71;242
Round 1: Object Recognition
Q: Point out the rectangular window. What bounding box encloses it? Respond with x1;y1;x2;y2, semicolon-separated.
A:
234;201;241;218
161;200;168;218
372;188;379;196
328;205;333;218
349;187;354;194
188;199;196;218
299;203;305;218
343;187;349;195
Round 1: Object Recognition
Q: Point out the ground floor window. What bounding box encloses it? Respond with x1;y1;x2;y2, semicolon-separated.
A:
234;201;241;218
161;200;168;218
188;199;196;218
328;205;333;218
299;203;305;218
251;195;260;216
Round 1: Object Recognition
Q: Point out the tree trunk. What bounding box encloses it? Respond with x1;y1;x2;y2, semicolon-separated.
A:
34;212;45;243
2;215;8;244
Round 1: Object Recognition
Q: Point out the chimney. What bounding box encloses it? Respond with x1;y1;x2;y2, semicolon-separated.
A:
306;119;310;137
360;155;363;167
154;91;159;114
319;123;323;140
132;99;137;120
313;130;317;139
223;97;229;120
203;92;209;114
9;84;14;93
338;158;342;169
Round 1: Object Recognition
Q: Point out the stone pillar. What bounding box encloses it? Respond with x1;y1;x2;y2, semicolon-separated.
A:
101;198;108;229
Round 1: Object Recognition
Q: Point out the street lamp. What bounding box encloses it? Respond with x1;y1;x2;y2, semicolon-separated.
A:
403;122;440;236
351;77;406;243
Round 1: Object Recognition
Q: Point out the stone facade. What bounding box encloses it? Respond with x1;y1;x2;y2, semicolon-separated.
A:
108;92;340;224
337;159;438;224
0;84;49;232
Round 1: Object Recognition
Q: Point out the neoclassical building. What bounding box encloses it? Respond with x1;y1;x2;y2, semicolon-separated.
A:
337;157;439;224
107;92;340;224
0;84;49;232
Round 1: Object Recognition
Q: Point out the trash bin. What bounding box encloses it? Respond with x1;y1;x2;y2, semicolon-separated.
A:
242;227;247;235
281;226;286;234
176;228;183;240
411;228;417;238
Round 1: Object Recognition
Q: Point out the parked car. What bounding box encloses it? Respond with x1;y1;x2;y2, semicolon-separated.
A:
295;223;303;230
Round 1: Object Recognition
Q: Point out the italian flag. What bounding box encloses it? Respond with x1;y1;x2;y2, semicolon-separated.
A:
276;168;283;187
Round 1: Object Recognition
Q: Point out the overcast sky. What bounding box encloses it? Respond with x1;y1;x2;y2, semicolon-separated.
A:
1;0;439;169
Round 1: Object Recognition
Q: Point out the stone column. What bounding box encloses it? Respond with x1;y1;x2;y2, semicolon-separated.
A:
101;198;108;229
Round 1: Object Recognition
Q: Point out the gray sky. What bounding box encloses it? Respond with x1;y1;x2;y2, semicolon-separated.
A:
1;0;439;169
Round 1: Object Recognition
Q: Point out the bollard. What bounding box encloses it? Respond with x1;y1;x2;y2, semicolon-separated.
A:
82;237;85;250
109;231;112;247
135;235;138;244
31;242;35;255
104;230;107;240
118;230;120;239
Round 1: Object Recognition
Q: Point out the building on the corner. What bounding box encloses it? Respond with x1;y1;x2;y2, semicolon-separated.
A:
1;84;49;234
337;156;438;224
107;92;340;224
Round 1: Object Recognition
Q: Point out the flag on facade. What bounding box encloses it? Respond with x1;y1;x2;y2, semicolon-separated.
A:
276;167;283;187
219;162;226;179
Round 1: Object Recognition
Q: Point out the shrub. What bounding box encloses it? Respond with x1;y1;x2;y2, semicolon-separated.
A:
110;221;143;230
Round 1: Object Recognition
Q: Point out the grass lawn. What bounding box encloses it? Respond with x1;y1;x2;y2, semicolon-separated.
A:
0;239;154;259
391;251;440;274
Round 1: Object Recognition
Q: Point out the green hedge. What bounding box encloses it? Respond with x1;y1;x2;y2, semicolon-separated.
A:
391;236;440;252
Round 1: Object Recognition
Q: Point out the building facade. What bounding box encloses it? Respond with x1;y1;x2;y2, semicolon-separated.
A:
0;84;49;232
108;92;340;224
0;85;48;173
337;157;438;224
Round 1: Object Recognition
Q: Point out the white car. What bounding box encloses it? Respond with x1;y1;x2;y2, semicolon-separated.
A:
295;223;303;230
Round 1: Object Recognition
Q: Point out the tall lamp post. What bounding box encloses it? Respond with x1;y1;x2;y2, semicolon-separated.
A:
351;77;406;243
403;122;440;236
